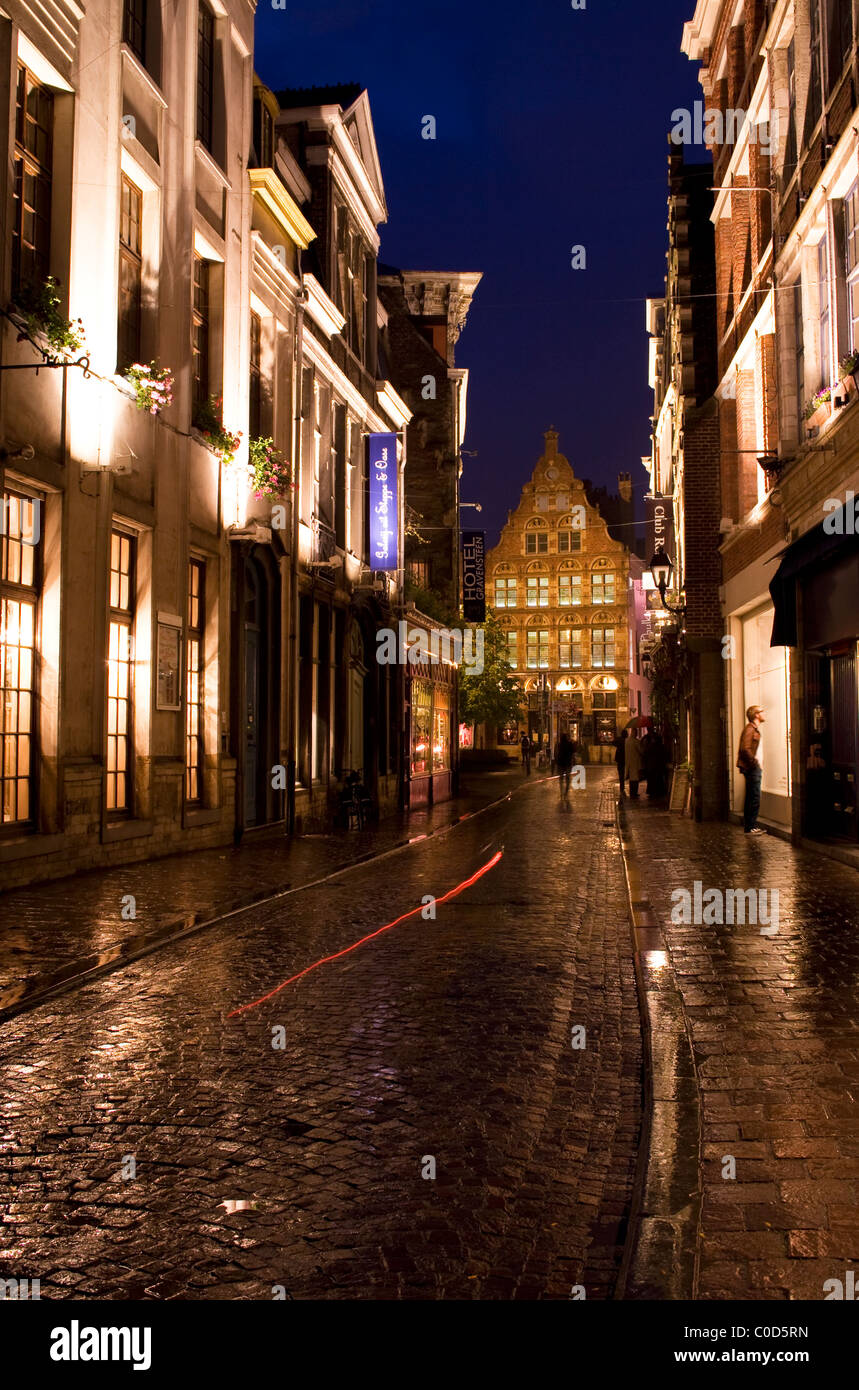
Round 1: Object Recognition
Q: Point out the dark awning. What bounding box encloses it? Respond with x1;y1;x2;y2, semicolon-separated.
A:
769;501;859;647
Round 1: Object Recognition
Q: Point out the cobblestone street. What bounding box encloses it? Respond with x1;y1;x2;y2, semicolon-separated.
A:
0;769;642;1301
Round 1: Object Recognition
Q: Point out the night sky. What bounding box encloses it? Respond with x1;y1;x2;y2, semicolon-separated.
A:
254;0;705;547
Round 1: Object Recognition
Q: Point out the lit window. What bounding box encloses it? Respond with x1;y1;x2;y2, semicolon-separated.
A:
559;573;582;606
12;64;53;294
494;577;517;609
527;630;549;669
107;530;136;813
591;571;616;604
186;559;205;803
506;631;517;667
527;576;549;608
559;629;582;670
845;181;859;353
118;174;142;371
592;627;615;669
1;490;41;825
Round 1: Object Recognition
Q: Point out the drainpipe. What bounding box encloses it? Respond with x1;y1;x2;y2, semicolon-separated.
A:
286;273;307;835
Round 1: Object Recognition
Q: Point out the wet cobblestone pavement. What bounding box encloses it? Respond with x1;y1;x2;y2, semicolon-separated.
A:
0;769;521;995
0;769;642;1300
623;799;859;1301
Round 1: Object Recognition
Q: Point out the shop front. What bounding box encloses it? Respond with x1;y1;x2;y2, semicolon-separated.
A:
406;659;455;808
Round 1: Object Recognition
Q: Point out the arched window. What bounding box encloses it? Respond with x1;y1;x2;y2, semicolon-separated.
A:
524;517;549;555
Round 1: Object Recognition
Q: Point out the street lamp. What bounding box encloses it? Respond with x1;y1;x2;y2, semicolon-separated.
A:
647;548;685;615
460;502;482;512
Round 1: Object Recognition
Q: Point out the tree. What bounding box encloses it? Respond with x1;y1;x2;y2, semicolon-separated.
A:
458;612;523;732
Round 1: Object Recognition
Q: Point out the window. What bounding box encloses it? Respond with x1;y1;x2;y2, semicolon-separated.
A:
122;0;147;65
253;97;274;168
591;571;616;605
818;237;831;385
1;490;40;826
494;577;517;608
408;560;430;588
186;560;205;803
807;0;823;136
559;573;582;606
527;576;549;608
12;64;53;294
827;0;854;88
249;310;262;439
525;530;548;555
411;679;432;775
432;688;450;771
192;255;210;408
197;3;215;153
118;175;142;371
845;182;859;353
794;280;805;429
558;530;582;553
555;493;569;511
527;631;549;670
107;530;136;814
559;629;582;670
784;40;797;177
506;631;518;667
592;691;617;710
592;627;615;669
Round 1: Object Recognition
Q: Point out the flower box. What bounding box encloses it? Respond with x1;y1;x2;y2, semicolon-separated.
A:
805;398;833;432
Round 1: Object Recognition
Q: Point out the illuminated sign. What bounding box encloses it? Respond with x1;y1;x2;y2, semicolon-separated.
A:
369;432;398;571
461;530;486;621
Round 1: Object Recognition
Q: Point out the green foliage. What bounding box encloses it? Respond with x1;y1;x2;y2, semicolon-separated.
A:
13;276;86;362
249;437;292;497
193;394;242;463
458;612;523;730
404;579;456;627
648;634;689;749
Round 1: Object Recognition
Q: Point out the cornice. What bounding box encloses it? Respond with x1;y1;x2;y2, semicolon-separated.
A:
248;168;316;249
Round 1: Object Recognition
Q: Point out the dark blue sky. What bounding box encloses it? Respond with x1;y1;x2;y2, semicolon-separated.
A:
255;0;705;546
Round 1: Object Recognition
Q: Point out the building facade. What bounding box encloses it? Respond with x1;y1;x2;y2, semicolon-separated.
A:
645;143;726;818
486;430;648;759
683;0;859;848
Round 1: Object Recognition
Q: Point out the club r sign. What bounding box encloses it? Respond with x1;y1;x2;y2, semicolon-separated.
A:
461;530;486;622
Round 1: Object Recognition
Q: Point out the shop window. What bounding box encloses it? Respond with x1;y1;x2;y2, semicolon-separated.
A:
12;64;53;295
118;174;143;371
107;530;136;814
433;688;450;771
186;559;205;803
1;489;41;826
411;679;432;775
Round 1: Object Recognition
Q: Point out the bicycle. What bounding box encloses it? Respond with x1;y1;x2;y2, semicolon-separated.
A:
339;769;373;830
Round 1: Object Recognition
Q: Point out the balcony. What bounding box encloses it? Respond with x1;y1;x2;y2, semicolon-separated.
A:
311;517;337;565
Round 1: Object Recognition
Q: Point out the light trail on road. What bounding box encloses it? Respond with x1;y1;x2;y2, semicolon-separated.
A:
226;849;504;1018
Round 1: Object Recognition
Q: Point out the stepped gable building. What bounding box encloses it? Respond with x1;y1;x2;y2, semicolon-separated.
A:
486;430;649;757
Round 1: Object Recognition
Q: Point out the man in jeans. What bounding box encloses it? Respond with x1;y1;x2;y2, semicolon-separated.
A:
737;705;766;835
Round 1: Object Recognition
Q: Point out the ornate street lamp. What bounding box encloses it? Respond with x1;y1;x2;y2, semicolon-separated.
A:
647;547;685;616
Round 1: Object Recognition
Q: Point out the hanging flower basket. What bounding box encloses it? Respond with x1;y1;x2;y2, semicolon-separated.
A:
124;360;174;414
192;394;242;465
249;436;293;498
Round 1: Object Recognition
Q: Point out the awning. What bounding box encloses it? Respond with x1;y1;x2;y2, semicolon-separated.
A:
769;502;859;647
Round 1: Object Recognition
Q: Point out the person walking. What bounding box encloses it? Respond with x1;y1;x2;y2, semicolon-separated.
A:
737;705;766;835
520;732;531;775
556;731;574;799
614;729;628;794
625;732;643;799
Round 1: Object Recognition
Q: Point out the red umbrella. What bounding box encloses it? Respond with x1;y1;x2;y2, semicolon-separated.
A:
624;715;654;730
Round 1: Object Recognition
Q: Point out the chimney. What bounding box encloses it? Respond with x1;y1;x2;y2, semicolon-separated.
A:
544;428;559;459
618;472;632;502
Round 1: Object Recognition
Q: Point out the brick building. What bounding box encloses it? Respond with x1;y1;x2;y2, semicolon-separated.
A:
645;143;725;819
486;430;649;760
683;0;859;847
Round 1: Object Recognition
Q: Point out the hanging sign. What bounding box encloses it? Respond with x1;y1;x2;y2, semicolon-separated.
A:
369;432;398;571
461;530;486;622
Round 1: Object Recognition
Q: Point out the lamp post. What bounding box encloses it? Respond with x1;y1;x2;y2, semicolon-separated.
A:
647;547;686;616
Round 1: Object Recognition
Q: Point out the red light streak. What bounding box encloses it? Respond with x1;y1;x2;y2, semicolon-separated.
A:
227;849;503;1018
